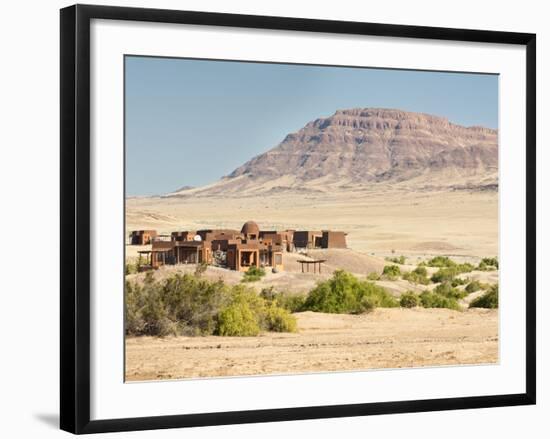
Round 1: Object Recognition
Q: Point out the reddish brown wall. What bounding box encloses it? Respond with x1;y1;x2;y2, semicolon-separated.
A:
321;231;347;248
130;230;157;245
293;231;322;249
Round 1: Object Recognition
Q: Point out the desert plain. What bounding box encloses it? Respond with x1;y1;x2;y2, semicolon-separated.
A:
125;187;499;381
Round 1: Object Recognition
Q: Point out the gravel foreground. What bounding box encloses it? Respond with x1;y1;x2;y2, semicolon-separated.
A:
125;307;498;381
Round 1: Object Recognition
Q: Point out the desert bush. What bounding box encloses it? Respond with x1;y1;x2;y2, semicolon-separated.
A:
431;263;475;283
259;286;277;301
130;272;174;335
482;257;499;268
277;294;307;313
263;305;298;332
160;274;230;335
217;286;297;336
419;291;461;311
303;270;361;313
424;256;456;268
125;280;145;334
125;260;139;275
470;284;499;308
456;263;475;273
465;280;483;294
478;257;499;271
371;290;398;308
302;270;397;314
194;261;208;277
434;282;467;300
216;302;261;336
451;277;468;287
477;261;489;271
260;287;306;313
400;291;420;308
402;266;430;285
430;267;458;283
242;266;266;282
382;264;401;280
125;272;296;337
367;272;381;281
386;255;406;264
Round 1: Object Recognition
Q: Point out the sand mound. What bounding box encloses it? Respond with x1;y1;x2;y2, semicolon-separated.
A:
302;248;386;275
410;241;462;252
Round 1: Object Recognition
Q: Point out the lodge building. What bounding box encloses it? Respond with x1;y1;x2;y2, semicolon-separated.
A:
129;230;157;245
130;221;347;272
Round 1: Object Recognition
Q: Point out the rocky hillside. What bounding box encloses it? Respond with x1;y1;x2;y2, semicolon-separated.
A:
168;108;498;197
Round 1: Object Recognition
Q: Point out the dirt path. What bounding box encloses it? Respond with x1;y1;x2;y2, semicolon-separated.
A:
125;307;498;381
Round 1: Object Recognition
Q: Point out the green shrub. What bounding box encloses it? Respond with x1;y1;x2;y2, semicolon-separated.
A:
456;263;475;273
386;255;406;264
358;296;377;313
465;280;483;294
434;282;467;300
431;267;459;283
217;286;297;335
451;277;468;287
263;305;297;332
242;266;266;282
125;260;139;275
303;271;360;313
368;288;399;308
135;272;174;335
216;302;261;336
194;261;208;277
367;272;381;281
277;294;306;313
419;291;460;310
259;286;277;301
400;291;420;308
470;285;499;308
260;287;306;313
402;266;430;285
425;256;456;268
431;264;474;283
161;274;230;335
125;272;296;337
413;266;428;277
302;270;397;314
382;265;401;280
125;280;145;334
478;257;499;271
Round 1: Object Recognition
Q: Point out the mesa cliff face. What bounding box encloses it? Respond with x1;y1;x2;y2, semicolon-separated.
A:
169;108;498;197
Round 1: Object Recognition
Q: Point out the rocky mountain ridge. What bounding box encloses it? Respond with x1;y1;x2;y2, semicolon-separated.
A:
168;108;498;197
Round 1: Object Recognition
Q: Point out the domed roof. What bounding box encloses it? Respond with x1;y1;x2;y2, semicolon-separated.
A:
241;220;260;237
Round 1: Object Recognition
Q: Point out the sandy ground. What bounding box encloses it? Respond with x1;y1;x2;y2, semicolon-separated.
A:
125;188;498;381
125;307;498;381
126;188;498;258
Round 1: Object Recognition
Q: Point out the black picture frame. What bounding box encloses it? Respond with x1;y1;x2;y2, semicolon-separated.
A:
60;4;536;434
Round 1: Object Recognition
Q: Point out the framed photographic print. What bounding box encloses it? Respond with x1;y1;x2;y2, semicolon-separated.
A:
60;4;536;434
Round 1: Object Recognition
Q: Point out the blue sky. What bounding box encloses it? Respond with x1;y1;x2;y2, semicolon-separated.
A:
125;56;498;196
